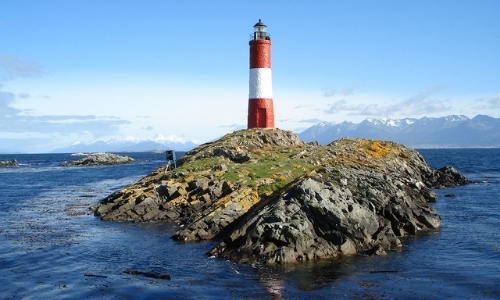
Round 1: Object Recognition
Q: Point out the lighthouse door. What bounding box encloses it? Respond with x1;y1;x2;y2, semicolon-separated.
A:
258;108;267;127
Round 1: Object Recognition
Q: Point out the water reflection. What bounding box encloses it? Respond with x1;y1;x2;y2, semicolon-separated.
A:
252;258;351;296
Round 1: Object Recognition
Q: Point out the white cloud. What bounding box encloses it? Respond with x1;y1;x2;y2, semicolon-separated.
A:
473;94;500;110
324;99;364;114
218;123;239;128
426;84;447;93
380;93;452;116
323;92;452;117
0;87;129;137
0;90;21;115
298;118;324;123
0;113;130;136
0;54;46;81
322;85;357;97
293;105;313;109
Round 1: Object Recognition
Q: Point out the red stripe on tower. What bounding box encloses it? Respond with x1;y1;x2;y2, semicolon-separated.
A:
248;19;274;129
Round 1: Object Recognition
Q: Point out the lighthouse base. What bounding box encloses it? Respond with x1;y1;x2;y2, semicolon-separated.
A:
248;98;274;129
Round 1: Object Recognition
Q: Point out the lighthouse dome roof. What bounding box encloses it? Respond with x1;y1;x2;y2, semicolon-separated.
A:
253;19;266;27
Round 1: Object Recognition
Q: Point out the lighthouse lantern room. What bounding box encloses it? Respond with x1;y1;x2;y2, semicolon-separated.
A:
248;19;274;129
253;19;268;40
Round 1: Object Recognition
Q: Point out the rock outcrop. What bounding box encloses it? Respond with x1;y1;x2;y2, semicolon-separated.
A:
61;153;135;166
90;129;470;263
0;159;18;167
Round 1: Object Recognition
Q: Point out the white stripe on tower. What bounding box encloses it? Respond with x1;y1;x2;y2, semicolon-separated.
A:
249;68;273;99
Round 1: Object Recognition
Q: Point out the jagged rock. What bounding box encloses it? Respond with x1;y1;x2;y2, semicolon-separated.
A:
177;128;301;166
366;245;387;256
0;159;18;167
90;128;470;264
422;166;471;189
208;167;440;263
61;153;135;166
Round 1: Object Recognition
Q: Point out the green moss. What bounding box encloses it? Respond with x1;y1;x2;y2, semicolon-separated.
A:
176;157;219;173
201;147;317;196
162;131;408;199
223;170;240;182
257;178;290;194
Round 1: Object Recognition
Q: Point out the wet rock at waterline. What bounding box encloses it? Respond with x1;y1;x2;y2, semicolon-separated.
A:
0;159;19;167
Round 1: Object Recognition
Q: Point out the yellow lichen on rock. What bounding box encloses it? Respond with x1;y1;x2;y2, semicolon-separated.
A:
358;139;405;159
183;175;194;183
239;190;260;211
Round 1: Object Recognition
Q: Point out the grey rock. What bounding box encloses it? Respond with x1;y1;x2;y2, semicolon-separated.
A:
61;153;135;166
0;159;18;167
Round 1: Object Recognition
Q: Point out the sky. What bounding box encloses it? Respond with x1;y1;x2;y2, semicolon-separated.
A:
1;0;499;153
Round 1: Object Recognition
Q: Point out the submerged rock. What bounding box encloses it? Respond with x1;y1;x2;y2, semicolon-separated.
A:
61;153;135;166
90;128;470;263
0;159;18;167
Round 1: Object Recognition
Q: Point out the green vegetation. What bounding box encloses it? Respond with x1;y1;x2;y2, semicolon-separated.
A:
155;129;409;198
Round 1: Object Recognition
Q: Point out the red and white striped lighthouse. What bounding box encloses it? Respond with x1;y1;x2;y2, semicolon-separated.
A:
248;19;274;129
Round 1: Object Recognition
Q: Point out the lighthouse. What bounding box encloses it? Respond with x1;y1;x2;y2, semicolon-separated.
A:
248;19;274;129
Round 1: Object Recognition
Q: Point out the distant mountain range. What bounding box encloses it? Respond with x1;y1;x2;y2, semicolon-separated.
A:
52;134;199;153
298;114;500;148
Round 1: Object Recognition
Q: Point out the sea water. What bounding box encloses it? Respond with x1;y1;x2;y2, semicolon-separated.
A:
0;149;499;299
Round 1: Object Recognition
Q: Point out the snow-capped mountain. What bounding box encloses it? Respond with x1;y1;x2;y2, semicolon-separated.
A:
298;115;500;148
52;134;199;153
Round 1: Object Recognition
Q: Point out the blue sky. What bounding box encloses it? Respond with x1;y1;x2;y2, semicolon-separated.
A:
1;0;499;153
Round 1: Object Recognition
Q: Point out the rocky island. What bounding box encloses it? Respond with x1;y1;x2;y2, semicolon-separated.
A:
0;159;19;167
61;153;135;167
91;129;469;263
